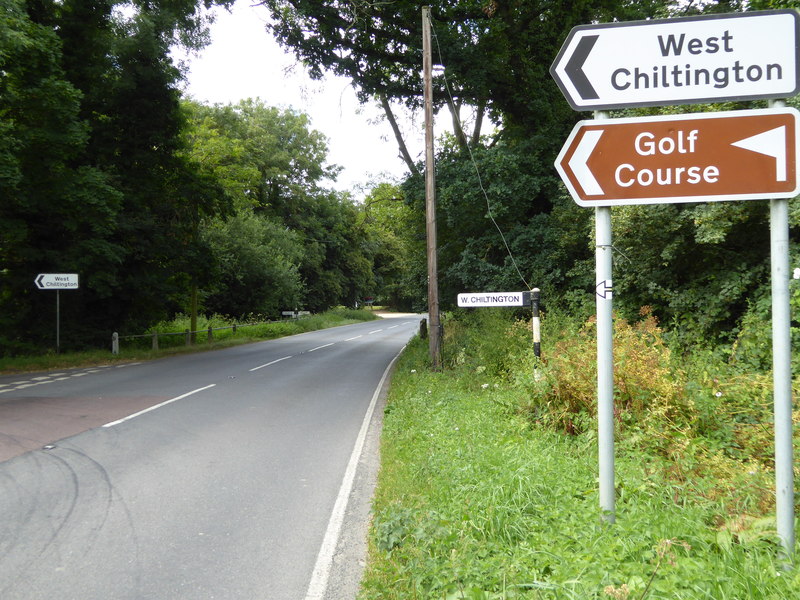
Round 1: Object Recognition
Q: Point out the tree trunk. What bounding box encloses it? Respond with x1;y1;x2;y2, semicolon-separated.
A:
379;94;420;176
446;96;469;153
471;101;486;147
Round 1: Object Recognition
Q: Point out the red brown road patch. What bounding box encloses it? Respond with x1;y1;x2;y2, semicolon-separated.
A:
0;394;168;462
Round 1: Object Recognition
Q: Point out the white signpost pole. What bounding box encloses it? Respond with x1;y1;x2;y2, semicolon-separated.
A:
56;289;60;354
594;112;615;524
768;99;795;560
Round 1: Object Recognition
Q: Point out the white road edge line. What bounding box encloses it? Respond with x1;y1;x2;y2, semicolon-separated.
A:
249;355;293;372
304;346;405;600
308;343;334;352
102;384;216;428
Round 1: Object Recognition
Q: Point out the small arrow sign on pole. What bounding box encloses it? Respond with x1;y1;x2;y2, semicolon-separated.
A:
35;273;79;290
34;273;78;353
596;280;613;300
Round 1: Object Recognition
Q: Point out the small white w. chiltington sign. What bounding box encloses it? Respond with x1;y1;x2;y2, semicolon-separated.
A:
457;291;531;308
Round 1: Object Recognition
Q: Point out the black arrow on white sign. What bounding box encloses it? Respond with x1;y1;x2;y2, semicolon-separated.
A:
550;10;800;111
565;35;599;101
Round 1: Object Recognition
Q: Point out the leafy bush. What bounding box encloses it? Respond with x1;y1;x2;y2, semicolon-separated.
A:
512;308;693;444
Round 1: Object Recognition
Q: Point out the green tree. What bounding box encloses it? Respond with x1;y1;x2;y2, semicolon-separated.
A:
260;0;668;165
184;98;375;312
1;0;234;352
0;0;122;353
361;182;423;310
278;189;375;312
190;99;340;210
201;212;304;317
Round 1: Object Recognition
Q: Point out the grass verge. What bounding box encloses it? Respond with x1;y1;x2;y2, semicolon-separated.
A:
361;312;799;599
0;308;379;374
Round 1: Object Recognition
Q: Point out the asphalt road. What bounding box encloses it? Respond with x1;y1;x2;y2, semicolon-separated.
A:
0;315;421;600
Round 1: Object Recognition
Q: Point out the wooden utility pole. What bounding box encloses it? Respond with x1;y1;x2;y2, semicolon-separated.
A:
422;6;441;368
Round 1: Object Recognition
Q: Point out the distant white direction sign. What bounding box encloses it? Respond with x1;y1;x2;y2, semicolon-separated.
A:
550;10;800;111
35;273;79;290
457;292;530;308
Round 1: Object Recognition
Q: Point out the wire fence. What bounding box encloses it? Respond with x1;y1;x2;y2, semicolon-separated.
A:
111;312;311;354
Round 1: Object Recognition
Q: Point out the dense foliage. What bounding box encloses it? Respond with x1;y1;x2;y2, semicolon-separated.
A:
3;0;800;360
0;1;392;354
1;0;234;353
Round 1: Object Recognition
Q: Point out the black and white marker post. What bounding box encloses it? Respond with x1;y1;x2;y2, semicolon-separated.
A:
531;288;541;359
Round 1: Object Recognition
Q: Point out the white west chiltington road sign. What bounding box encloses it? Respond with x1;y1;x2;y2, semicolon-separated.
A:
35;273;79;290
550;10;800;110
457;292;529;308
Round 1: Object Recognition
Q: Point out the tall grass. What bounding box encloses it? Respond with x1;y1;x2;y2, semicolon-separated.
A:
361;310;799;599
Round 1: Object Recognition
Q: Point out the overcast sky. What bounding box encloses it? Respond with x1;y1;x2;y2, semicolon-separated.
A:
177;2;426;195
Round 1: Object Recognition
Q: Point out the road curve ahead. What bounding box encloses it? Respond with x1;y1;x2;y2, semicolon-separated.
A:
0;316;421;600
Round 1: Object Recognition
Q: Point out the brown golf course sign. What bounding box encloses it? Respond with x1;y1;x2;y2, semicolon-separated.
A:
555;107;800;207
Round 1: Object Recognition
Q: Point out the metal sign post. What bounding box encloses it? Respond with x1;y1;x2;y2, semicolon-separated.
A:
594;113;616;524
768;99;795;559
56;290;60;354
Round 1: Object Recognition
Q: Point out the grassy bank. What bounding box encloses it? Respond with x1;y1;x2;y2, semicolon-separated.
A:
361;310;799;599
0;308;379;374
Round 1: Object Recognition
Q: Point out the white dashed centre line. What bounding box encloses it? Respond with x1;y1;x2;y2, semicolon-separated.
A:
103;384;217;428
344;335;362;341
308;343;335;352
368;329;383;335
249;355;293;372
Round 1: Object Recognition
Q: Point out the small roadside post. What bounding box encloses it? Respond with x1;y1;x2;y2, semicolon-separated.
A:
34;273;79;353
